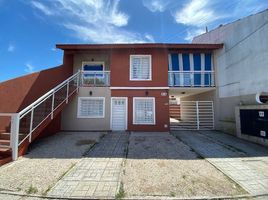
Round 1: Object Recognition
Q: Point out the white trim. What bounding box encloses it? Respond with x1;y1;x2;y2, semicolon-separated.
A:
110;87;169;90
81;61;105;71
77;97;105;118
110;97;128;130
133;97;156;125
130;55;152;81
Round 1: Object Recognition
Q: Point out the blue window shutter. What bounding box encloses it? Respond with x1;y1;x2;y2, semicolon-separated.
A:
205;54;212;71
193;54;201;86
182;54;190;71
193;54;201;70
83;65;103;71
171;54;179;71
204;53;212;86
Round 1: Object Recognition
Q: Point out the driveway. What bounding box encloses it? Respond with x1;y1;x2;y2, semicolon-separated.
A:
172;130;268;195
122;132;246;198
2;131;268;199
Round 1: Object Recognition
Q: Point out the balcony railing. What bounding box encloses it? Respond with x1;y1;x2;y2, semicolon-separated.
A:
168;71;215;87
81;71;110;86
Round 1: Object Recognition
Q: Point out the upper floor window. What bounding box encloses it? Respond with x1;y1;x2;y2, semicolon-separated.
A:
82;61;104;72
130;55;152;81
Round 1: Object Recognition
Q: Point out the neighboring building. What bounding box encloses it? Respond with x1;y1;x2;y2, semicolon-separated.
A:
192;9;268;146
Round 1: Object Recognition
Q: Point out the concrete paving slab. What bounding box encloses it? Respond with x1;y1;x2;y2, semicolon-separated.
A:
48;132;129;198
172;130;268;195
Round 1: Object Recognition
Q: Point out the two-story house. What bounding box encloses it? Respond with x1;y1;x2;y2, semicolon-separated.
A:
58;43;222;132
0;43;222;164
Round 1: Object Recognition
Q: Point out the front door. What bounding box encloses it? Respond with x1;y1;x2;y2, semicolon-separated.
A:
111;98;127;131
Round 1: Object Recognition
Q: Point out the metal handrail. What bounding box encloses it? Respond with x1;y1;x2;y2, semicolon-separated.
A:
19;72;79;117
81;70;110;86
168;71;215;87
0;71;80;160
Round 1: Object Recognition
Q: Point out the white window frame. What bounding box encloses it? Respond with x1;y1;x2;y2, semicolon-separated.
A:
133;97;155;125
130;55;152;81
77;97;105;118
81;61;105;71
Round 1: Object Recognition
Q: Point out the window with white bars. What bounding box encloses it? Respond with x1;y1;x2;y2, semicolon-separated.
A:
133;97;155;124
77;97;105;118
130;55;152;80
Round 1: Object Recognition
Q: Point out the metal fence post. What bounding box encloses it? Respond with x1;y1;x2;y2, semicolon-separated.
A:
66;80;69;104
29;108;34;142
196;101;200;130
76;71;80;92
51;93;55;119
11;114;20;160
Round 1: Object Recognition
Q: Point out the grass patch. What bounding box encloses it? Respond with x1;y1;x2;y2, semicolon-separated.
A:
42;185;52;196
116;183;126;200
26;185;38;194
58;163;76;180
170;191;176;197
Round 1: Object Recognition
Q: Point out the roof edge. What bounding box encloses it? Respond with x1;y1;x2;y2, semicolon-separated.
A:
56;43;223;50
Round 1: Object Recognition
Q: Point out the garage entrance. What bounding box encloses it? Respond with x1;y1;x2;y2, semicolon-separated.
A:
170;101;214;130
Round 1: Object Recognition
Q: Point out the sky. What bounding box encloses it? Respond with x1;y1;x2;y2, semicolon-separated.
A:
0;0;267;82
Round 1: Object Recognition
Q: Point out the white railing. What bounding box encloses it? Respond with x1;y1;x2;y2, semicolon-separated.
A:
168;71;215;87
81;70;110;86
0;71;80;160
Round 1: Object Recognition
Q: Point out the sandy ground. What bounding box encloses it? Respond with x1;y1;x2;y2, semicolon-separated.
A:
122;132;246;198
0;132;104;195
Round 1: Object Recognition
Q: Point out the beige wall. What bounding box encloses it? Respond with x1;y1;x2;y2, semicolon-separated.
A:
61;87;111;131
73;52;110;73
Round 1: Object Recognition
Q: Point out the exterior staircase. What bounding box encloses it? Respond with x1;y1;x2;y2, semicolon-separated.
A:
0;72;80;165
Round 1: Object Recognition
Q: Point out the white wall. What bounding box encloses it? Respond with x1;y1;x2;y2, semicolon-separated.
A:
193;10;268;134
193;10;268;98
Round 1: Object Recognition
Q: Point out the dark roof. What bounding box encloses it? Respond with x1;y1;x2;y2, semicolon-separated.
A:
56;43;223;50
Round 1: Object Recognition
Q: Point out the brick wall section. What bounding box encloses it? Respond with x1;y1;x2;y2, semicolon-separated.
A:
112;89;169;132
110;48;168;87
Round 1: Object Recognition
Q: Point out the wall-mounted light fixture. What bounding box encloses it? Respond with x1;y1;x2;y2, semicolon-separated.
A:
145;91;149;96
89;91;93;96
91;58;94;61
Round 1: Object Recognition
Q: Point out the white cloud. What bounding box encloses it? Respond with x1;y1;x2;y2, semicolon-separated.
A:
31;1;54;16
174;0;220;27
184;28;205;42
144;34;155;42
7;44;15;52
30;0;153;43
143;0;171;12
24;63;35;73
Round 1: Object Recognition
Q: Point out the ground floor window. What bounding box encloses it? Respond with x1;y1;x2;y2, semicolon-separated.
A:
77;97;105;118
133;97;155;124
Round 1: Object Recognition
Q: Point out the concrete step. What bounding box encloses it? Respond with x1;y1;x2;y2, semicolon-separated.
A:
0;132;11;140
0;139;10;146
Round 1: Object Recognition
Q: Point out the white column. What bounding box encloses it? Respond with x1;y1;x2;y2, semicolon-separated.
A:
11;114;20;160
201;54;205;86
179;54;184;86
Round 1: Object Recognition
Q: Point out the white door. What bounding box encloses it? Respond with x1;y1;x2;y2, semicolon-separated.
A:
111;98;127;131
